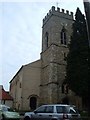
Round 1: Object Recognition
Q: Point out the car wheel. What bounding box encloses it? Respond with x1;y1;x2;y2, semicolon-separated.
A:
24;116;31;120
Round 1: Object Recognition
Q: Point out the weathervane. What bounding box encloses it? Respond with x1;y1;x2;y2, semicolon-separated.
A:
56;2;59;8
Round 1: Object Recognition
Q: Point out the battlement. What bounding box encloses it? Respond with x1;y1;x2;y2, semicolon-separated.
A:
43;6;74;25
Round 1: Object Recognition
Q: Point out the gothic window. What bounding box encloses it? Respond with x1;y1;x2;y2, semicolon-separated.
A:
61;26;67;45
45;32;49;48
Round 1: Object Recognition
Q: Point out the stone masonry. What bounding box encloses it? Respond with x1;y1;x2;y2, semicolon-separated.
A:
40;6;74;105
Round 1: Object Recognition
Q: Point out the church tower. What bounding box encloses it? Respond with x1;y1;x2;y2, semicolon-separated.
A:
40;6;74;105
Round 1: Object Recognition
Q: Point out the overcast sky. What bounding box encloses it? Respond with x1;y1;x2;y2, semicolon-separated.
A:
0;0;85;91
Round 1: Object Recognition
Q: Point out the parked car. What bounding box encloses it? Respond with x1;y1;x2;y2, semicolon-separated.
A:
0;104;20;120
24;104;81;120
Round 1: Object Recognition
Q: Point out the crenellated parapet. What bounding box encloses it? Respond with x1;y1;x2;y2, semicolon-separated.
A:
43;6;74;25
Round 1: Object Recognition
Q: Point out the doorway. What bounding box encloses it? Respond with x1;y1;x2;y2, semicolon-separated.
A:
30;97;37;110
62;97;69;104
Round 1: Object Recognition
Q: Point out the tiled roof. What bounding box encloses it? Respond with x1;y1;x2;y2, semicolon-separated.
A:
0;86;13;100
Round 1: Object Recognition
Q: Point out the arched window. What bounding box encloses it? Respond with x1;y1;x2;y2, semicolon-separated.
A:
61;26;67;45
45;32;49;48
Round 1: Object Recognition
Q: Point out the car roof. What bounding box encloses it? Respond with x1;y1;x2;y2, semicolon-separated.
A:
0;104;10;109
41;104;71;107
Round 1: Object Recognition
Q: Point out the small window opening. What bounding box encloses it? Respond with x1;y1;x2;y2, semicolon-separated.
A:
45;32;49;48
62;83;68;94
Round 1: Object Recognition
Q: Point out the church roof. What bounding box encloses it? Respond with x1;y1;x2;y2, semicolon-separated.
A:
0;85;13;100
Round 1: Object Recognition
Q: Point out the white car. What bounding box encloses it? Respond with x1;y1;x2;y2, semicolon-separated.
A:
0;104;20;120
24;104;81;120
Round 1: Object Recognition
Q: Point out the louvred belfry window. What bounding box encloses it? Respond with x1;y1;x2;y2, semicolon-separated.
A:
61;26;67;45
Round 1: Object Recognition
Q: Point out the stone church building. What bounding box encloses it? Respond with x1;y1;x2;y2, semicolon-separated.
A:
9;6;82;111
